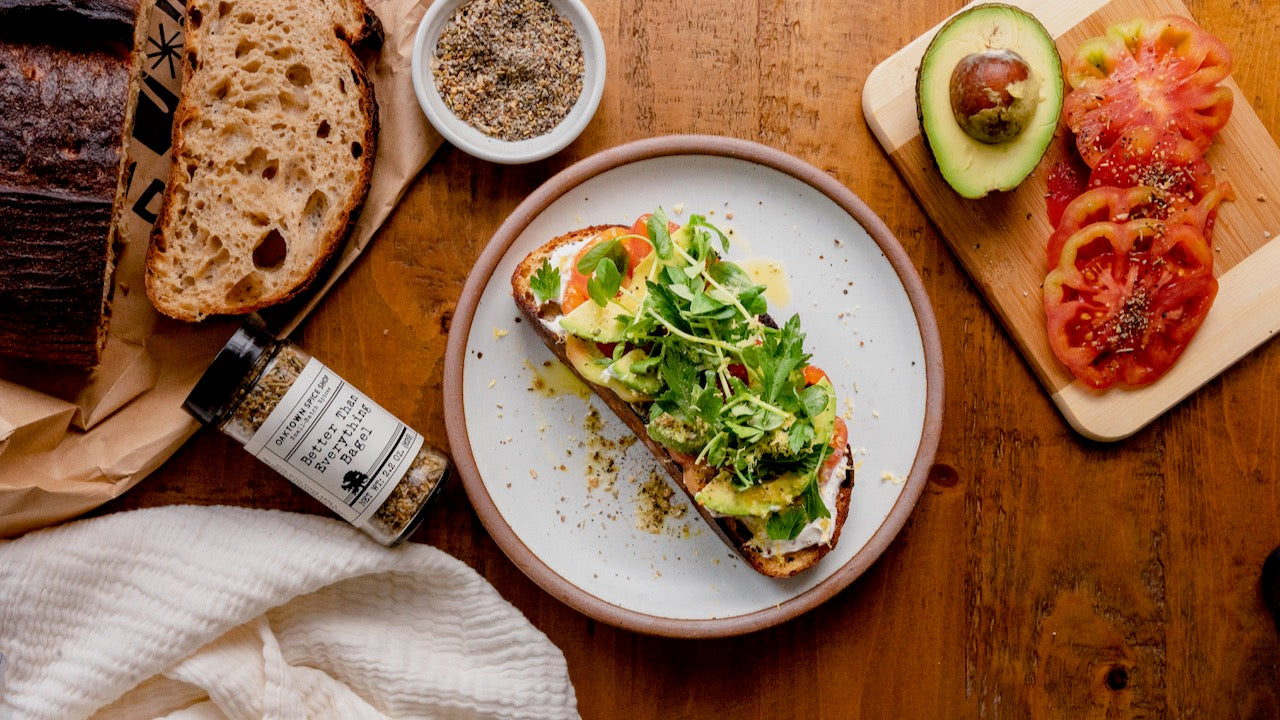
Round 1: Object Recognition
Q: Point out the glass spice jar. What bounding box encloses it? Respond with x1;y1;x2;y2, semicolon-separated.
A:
184;315;450;546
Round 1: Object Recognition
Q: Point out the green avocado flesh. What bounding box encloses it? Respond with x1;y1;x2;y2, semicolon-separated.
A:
694;378;838;518
611;348;661;394
697;470;809;517
916;3;1063;199
559;295;631;343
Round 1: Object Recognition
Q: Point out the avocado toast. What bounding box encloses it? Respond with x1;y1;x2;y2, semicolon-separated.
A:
511;210;854;578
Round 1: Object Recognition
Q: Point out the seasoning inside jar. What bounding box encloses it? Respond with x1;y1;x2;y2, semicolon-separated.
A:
184;315;450;546
431;0;585;141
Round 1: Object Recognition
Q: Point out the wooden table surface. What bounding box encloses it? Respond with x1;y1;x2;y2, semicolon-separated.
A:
100;0;1280;717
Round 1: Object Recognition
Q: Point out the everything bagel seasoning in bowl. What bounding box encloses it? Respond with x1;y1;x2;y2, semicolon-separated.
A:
411;0;606;163
432;0;585;141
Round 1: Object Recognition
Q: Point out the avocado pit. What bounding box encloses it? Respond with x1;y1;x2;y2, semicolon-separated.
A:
949;48;1041;144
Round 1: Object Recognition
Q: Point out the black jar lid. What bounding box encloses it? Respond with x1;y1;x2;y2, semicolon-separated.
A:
183;314;279;425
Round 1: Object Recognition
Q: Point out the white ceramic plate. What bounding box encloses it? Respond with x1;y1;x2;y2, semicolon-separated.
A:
444;136;943;637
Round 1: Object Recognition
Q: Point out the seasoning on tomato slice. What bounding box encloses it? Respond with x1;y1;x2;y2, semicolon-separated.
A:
1046;180;1228;265
561;226;655;312
1062;14;1233;167
1044;218;1217;388
1088;125;1218;200
1048;185;1167;266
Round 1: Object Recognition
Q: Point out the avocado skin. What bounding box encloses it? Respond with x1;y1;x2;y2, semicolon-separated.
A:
915;3;1064;199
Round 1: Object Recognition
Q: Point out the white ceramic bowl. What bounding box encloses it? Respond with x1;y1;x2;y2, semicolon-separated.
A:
410;0;606;164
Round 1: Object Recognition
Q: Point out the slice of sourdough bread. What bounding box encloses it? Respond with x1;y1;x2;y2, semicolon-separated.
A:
145;0;382;322
512;226;854;578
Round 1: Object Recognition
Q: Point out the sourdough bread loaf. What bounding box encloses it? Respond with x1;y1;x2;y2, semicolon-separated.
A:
144;0;382;322
0;2;150;365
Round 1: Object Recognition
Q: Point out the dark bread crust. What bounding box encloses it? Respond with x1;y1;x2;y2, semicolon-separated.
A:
0;0;138;21
0;0;142;41
0;9;145;365
0;188;115;365
512;226;855;578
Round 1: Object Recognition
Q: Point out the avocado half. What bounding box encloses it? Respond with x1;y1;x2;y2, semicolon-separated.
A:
916;3;1063;199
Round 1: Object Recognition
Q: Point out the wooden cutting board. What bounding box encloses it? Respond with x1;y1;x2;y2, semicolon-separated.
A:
864;0;1280;441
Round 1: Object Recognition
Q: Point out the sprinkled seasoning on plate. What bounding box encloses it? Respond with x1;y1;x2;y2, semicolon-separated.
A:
431;0;585;141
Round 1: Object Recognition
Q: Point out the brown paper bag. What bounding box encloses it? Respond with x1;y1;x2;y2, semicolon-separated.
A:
0;0;443;537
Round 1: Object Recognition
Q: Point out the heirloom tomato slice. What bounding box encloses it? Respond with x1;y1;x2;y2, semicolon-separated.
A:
1062;14;1233;167
1045;147;1092;227
1088;125;1218;200
1046;179;1229;265
1047;185;1167;265
1044;218;1217;388
630;212;679;240
820;417;849;478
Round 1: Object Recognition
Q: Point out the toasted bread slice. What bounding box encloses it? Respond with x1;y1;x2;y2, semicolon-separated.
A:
144;0;382;321
512;226;854;578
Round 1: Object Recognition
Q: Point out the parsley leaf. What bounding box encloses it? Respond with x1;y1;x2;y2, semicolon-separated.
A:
530;259;561;305
644;280;694;335
766;506;808;540
707;260;753;290
738;287;768;318
754;315;810;405
689;290;729;318
801;473;831;521
787;422;816;455
799;383;832;420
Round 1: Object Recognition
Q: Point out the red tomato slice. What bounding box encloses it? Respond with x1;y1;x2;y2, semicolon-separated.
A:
820;417;848;477
1174;182;1232;241
1044;218;1217;388
562;226;655;312
1045;147;1092;227
1047;181;1230;266
631;213;680;240
802;365;829;387
1088;125;1217;200
1063;14;1233;167
1048;185;1167;266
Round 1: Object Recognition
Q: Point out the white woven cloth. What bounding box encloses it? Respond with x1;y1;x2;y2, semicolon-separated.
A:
0;505;578;719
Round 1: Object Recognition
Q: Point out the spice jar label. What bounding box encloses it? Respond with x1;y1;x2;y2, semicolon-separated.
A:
243;358;426;526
